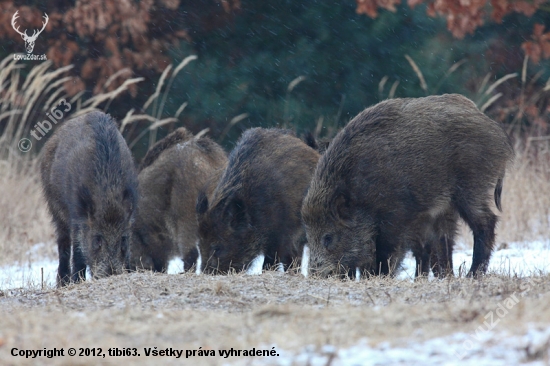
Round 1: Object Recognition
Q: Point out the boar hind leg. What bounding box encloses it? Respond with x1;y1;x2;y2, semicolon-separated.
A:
469;213;497;276
432;234;455;277
56;224;71;287
456;202;497;277
71;226;87;282
411;240;431;278
183;247;199;272
431;211;457;277
375;236;406;277
151;257;168;273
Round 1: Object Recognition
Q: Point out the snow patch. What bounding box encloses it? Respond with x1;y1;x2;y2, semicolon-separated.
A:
0;259;57;289
246;254;264;275
167;258;184;274
301;245;310;277
399;239;550;280
195;241;202;275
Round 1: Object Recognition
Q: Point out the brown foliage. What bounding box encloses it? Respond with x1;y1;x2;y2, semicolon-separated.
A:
411;0;486;39
522;24;550;65
356;0;400;17
357;0;550;63
408;0;546;39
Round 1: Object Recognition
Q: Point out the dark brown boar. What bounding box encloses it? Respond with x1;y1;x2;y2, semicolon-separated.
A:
130;127;228;272
196;128;320;273
40;111;138;286
302;94;514;278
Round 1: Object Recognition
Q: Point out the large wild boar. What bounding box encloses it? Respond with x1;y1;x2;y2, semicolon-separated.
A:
130;127;227;272
302;120;457;278
302;94;514;278
196;128;320;273
41;111;138;286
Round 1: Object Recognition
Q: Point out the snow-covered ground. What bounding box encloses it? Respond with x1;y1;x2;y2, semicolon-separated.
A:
0;242;187;289
232;325;550;366
399;239;550;280
1;240;549;289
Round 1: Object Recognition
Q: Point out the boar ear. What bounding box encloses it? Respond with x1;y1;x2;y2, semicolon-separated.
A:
76;185;94;218
196;191;209;216
331;188;352;224
225;195;249;232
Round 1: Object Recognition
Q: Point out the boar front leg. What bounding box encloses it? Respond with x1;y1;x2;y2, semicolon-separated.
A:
71;224;87;283
411;239;431;278
56;225;71;287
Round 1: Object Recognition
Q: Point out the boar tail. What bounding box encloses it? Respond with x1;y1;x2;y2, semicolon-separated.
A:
494;177;504;212
140;127;193;171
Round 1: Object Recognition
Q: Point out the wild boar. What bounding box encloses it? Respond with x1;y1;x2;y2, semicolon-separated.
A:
130;128;228;272
196;128;320;273
302;94;514;278
41;111;138;286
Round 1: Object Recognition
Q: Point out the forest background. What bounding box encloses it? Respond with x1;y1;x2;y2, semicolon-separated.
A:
0;0;549;156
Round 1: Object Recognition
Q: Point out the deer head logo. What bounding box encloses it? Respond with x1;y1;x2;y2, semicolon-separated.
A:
11;11;49;54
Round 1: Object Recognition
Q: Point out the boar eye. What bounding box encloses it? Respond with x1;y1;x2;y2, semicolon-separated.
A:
121;236;129;254
322;234;333;249
92;235;103;251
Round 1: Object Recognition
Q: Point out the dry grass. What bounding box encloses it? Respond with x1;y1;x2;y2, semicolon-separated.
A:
0;159;55;267
497;144;550;243
0;56;141;159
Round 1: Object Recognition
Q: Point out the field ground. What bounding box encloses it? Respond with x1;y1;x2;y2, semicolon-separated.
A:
1;257;550;365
